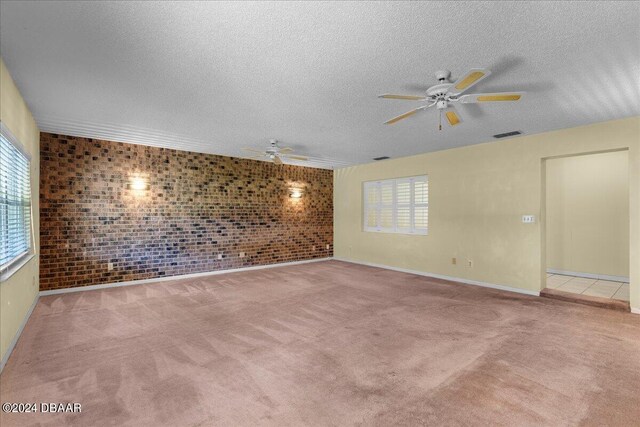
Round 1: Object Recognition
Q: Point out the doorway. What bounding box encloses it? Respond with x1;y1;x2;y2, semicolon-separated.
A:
543;150;629;303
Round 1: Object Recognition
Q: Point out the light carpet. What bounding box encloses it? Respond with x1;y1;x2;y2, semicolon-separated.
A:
1;260;639;426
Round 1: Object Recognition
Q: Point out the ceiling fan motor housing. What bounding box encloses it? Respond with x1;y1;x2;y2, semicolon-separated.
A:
267;139;279;154
426;83;453;98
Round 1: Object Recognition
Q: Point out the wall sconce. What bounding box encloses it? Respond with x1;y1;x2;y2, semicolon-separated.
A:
289;187;304;199
127;177;150;191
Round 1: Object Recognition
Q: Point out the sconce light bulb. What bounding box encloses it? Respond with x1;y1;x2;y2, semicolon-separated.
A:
289;187;304;199
130;177;149;191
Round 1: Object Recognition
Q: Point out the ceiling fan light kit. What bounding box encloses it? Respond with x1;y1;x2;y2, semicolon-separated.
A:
379;67;524;130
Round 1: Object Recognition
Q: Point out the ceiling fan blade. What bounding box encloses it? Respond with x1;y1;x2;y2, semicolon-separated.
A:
283;155;308;161
278;147;293;153
378;94;426;101
458;92;524;104
273;156;283;165
447;68;491;96
243;147;265;153
384;106;426;125
445;108;462;126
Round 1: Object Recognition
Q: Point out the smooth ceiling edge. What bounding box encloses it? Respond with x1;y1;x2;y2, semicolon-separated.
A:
35;115;351;170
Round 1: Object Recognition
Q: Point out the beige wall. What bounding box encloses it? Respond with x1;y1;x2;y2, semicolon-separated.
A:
546;151;629;278
334;117;640;310
0;58;40;365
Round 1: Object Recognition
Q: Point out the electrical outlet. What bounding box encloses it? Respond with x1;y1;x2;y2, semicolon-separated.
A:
239;252;246;258
108;262;114;271
467;259;473;268
217;253;223;260
452;257;457;265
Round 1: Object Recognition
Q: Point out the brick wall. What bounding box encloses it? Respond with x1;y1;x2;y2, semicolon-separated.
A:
39;133;333;291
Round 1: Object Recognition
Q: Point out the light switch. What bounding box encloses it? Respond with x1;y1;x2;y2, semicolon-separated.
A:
522;215;536;223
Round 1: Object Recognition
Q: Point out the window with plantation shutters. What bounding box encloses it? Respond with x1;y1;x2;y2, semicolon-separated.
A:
363;175;428;235
1;124;33;275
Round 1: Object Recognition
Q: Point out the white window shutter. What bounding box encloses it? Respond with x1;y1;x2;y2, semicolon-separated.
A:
413;176;428;234
379;180;394;231
363;175;428;235
363;181;379;231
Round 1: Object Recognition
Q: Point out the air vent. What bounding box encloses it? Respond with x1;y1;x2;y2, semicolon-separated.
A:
493;131;522;139
373;156;390;161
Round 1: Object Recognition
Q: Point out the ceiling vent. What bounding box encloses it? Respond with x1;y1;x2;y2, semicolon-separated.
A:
493;130;522;139
373;156;390;161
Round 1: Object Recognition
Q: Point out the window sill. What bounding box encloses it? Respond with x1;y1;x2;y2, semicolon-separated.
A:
0;253;36;282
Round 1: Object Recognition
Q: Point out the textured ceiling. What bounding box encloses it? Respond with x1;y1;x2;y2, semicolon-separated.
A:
1;1;639;169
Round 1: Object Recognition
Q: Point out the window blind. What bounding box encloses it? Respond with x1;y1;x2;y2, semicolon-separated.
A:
0;128;32;270
363;175;428;235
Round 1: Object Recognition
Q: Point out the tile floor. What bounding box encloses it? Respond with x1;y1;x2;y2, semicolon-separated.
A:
546;273;630;301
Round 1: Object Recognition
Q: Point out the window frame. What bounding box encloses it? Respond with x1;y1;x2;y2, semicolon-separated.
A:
363;175;428;235
0;122;35;282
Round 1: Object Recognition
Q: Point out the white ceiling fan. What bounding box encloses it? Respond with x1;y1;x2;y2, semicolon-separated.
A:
379;68;525;130
243;139;308;165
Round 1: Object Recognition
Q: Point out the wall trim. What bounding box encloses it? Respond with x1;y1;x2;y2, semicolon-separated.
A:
0;294;39;374
39;257;333;296
631;307;640;315
547;268;629;283
334;257;541;297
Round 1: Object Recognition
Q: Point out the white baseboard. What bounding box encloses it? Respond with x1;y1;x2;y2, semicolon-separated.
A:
632;307;640;315
0;293;39;374
547;269;629;283
334;257;540;297
39;257;333;296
